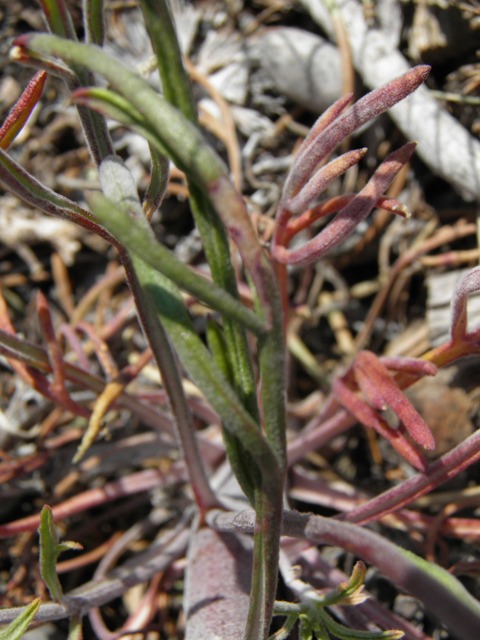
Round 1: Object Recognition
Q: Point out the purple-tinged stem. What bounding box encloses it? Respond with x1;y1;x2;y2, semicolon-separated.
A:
282;194;410;245
283;66;429;201
286;148;367;215
287;409;355;467
273;143;416;267
0;468;185;538
338;425;480;525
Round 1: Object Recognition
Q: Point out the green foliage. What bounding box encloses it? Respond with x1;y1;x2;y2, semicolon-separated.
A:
38;506;82;605
0;599;41;640
273;563;404;640
67;615;83;640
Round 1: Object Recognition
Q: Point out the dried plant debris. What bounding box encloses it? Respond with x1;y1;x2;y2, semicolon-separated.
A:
248;28;343;113
0;195;89;267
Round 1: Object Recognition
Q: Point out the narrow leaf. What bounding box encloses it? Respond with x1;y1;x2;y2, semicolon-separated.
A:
68;615;83;640
299;614;313;640
137;0;197;123
38;505;82;604
318;609;404;639
38;505;65;603
88;184;267;336
39;0;77;39
83;0;105;45
287;148;368;215
316;561;367;607
283;65;430;199
11;34;277;326
355;351;435;450
96;155;218;509
290;93;354;193
206;317;234;384
0;71;47;150
0;599;41;640
130;255;273;469
74;89;268;442
273;144;417;267
380;356;437;377
332;378;428;471
143;145;170;220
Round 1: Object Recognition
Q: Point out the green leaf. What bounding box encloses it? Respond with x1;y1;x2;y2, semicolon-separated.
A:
299;613;314;640
89;160;267;336
0;599;41;640
74;89;265;428
318;609;404;640
268;612;298;640
95;154;218;509
12;35;278;327
206;317;234;384
143;144;169;219
137;0;197;123
205;318;257;498
38;505;82;604
316;561;367;607
273;602;302;615
39;0;77;40
68;615;83;640
135;0;262;438
130;255;270;463
83;0;105;45
312;618;330;640
72;86;161;146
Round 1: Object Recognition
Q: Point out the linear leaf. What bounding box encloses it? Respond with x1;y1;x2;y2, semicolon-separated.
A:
88;179;267;336
38;506;82;604
0;599;41;640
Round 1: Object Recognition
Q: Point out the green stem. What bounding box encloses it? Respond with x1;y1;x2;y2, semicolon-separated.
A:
127;263;220;511
137;0;197;123
37;0;113;164
88;189;267;336
82;0;105;45
96;155;219;511
139;0;261;427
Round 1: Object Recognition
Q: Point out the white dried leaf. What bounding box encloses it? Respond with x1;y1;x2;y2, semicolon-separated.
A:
0;195;85;265
196;30;245;74
208;62;249;105
230;105;275;138
248;27;342;113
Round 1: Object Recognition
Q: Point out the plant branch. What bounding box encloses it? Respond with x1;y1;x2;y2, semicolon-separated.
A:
208;508;480;640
